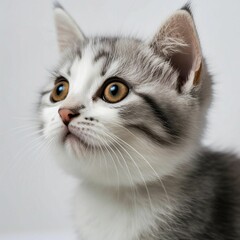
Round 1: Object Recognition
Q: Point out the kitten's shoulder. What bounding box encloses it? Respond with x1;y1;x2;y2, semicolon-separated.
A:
196;148;240;177
191;148;240;238
190;148;240;195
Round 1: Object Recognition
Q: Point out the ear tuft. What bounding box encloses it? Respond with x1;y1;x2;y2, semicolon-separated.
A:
54;3;86;53
53;1;63;9
180;2;193;17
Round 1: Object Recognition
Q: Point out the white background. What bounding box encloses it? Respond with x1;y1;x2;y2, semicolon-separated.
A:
1;0;240;239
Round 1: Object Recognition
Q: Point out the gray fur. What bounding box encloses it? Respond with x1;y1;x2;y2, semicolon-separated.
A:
38;4;240;240
140;150;240;240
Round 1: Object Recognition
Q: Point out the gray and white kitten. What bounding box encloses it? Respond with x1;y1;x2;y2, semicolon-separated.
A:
38;3;240;240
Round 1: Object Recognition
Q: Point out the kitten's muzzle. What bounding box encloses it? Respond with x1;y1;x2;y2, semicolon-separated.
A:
58;108;80;126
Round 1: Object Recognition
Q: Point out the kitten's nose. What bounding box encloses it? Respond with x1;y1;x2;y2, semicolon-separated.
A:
58;108;80;126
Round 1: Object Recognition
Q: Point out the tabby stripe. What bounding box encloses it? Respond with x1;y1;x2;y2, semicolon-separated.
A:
94;38;117;76
94;50;110;63
101;54;114;76
126;124;171;146
93;49;113;76
135;93;177;137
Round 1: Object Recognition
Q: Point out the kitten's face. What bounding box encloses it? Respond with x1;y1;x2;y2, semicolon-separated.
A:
38;6;212;187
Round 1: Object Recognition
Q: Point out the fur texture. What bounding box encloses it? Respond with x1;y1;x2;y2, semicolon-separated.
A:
38;4;240;240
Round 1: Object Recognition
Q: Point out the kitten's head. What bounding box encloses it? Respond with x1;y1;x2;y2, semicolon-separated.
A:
38;4;212;187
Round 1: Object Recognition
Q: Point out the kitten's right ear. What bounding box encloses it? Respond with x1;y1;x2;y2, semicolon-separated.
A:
54;2;86;52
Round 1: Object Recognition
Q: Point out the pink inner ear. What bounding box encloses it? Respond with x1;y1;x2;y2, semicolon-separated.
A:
170;43;194;91
150;10;202;91
169;14;202;91
193;61;202;86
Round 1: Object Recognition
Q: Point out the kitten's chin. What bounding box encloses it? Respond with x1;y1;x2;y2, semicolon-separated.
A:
64;132;90;157
64;133;88;148
63;131;102;161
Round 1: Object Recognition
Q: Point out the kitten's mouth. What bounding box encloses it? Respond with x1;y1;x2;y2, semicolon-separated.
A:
63;131;73;141
63;127;92;149
63;131;88;148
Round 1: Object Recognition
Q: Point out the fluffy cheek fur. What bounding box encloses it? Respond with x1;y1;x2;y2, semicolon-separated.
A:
39;92;201;188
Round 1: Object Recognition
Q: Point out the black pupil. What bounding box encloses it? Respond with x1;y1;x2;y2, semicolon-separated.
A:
56;84;64;95
109;84;119;96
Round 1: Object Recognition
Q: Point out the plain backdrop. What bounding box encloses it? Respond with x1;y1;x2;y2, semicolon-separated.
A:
1;0;240;239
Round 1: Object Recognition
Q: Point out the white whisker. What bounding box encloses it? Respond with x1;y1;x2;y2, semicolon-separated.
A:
107;128;171;206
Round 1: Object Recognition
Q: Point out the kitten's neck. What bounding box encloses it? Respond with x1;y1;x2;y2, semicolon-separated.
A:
73;154;199;240
80;160;193;206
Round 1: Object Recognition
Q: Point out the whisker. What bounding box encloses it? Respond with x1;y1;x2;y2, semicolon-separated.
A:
108;122;147;145
98;134;120;198
94;132;109;184
0;133;50;183
94;127;138;211
107;130;171;206
101;130;153;213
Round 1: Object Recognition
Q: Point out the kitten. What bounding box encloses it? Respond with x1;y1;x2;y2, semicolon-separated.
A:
38;3;240;240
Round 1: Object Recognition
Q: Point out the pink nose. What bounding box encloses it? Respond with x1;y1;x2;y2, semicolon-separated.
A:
58;108;80;126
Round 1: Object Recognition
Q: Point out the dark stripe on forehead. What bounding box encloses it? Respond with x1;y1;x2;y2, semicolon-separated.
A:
76;48;82;59
96;37;118;46
135;92;180;138
101;53;115;76
92;37;118;76
126;124;171;146
94;50;110;63
67;49;82;76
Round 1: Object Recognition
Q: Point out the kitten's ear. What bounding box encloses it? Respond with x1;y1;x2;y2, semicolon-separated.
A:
150;5;202;92
54;2;86;52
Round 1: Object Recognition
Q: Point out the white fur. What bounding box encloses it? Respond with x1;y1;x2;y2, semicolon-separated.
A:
73;182;175;240
38;5;212;240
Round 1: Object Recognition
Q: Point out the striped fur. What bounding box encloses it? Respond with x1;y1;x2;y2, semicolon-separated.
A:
37;4;240;240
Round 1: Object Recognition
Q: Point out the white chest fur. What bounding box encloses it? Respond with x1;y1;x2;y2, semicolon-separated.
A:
73;182;169;240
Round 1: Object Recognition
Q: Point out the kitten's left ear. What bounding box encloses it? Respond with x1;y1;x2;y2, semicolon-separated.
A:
54;2;86;52
150;5;202;92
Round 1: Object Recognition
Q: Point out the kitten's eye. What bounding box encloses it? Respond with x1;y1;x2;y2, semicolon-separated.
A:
50;79;69;103
102;81;129;103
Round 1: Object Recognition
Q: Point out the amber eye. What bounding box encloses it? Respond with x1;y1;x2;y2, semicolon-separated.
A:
50;79;69;103
102;81;129;103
